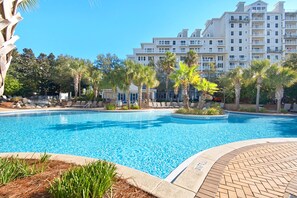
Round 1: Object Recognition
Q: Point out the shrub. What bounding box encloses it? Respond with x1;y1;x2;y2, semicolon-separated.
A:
281;109;288;113
176;107;224;115
130;105;140;109
239;107;267;113
49;161;116;198
121;105;128;110
105;104;116;110
0;157;40;185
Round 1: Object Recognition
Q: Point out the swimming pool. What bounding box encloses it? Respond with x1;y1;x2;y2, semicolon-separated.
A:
0;110;296;178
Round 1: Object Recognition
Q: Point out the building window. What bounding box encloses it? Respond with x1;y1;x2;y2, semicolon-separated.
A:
218;48;223;52
181;48;186;52
173;41;176;45
275;31;278;36
239;23;242;28
239;16;242;20
172;48;176;52
239;47;242;51
217;63;223;68
231;23;234;28
218;56;223;61
239;31;242;36
267;55;270;59
267;15;270;20
231;31;234;36
231;47;234;51
180;56;186;61
275;39;278;43
231;39;234;43
209;40;212;45
165;41;170;45
209;48;212;52
181;41;186;45
239;39;242;43
231;16;234;20
275;55;279;60
267;39;270;43
275;23;278;28
267;31;270;36
267;23;270;28
275;15;279;20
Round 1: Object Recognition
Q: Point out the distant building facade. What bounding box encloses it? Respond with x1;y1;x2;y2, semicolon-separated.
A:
128;0;297;74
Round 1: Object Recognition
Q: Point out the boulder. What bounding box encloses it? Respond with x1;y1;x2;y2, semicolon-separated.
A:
36;105;42;109
22;98;29;104
16;103;22;108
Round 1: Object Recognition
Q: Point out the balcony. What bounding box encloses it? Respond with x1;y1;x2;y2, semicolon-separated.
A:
189;42;202;46
217;42;224;46
252;17;264;21
239;57;247;61
285;42;297;45
252;49;265;53
285;17;297;21
284;34;297;38
229;18;250;23
252;25;265;29
267;49;283;53
252;41;265;45
286;49;297;53
252;33;264;37
286;26;297;29
229;58;237;61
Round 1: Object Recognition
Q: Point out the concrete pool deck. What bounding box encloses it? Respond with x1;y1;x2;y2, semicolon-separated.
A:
1;108;297;197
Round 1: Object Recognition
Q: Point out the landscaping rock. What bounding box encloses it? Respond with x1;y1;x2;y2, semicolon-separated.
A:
22;98;29;104
36;105;42;109
16;103;22;108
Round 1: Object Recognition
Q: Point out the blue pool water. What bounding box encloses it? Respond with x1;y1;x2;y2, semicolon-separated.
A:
0;110;296;178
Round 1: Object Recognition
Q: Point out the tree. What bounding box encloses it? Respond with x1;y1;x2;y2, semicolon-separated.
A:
283;53;297;70
159;51;176;101
194;78;219;109
88;68;103;100
170;62;200;109
132;63;146;108
246;60;271;112
283;53;297;102
4;74;22;96
217;74;233;103
69;59;89;98
226;67;244;110
0;0;38;96
143;66;159;105
95;53;122;75
184;50;199;67
266;65;297;112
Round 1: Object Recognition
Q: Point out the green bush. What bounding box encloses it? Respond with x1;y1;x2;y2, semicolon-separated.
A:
176;107;224;115
130;105;140;109
105;104;116;110
281;109;288;113
49;161;116;198
0;157;40;185
239;107;267;113
121;105;129;110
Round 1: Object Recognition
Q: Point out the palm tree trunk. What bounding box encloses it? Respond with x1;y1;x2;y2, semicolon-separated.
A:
0;1;23;96
235;83;241;110
146;86;150;107
165;76;169;101
78;75;82;97
275;86;284;113
138;84;143;108
74;75;79;98
94;88;98;100
182;85;189;109
126;90;130;108
256;84;261;112
198;93;206;109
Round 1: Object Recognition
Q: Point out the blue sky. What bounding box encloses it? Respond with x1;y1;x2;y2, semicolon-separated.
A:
17;0;296;61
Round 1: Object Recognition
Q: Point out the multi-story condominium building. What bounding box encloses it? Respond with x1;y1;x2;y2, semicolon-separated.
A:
127;0;297;74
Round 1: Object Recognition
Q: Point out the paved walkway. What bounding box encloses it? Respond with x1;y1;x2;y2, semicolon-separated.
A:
196;142;297;198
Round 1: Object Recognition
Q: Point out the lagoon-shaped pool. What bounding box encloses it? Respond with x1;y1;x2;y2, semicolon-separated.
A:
0;110;296;178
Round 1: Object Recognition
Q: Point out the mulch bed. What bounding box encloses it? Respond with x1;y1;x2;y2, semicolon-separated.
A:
0;159;154;198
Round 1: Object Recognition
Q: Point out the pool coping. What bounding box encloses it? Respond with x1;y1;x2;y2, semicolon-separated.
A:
172;113;228;120
2;138;297;198
227;110;297;117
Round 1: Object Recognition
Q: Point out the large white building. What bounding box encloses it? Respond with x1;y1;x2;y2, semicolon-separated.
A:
127;0;297;73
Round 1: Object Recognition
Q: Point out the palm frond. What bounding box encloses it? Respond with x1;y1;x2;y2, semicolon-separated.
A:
19;0;38;12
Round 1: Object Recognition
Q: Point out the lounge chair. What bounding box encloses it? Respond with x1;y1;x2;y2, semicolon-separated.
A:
65;101;72;107
149;102;153;107
291;104;297;112
72;101;81;107
172;102;178;108
161;102;166;108
283;103;291;111
97;101;103;107
84;101;92;108
90;101;98;108
178;102;183;108
190;103;195;108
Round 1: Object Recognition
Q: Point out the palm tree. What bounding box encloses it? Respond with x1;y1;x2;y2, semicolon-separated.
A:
0;0;38;96
246;60;271;112
132;63;146;108
226;67;244;110
69;59;88;98
159;51;176;101
170;62;200;109
194;78;219;109
143;66;159;106
184;50;199;67
88;68;103;100
266;65;297;113
119;60;136;108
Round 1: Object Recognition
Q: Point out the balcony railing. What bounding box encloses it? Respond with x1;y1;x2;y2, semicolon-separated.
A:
252;25;265;29
267;49;283;53
229;58;237;61
229;18;250;23
286;26;297;29
252;33;264;37
284;34;297;38
285;42;297;45
285;17;297;21
252;41;265;45
252;17;264;20
286;49;297;53
252;49;265;53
